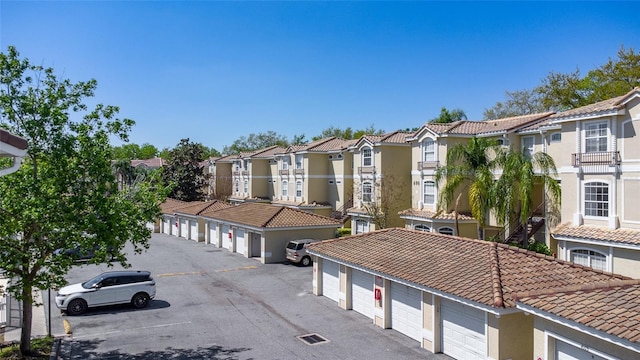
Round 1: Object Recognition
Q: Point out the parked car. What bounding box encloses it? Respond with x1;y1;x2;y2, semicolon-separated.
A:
54;244;116;262
55;270;156;315
285;239;320;266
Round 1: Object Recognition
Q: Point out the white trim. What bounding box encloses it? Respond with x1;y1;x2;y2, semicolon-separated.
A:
516;303;640;355
548;331;621;360
552;235;640;251
567;246;610;272
582;179;611;219
552;110;622;124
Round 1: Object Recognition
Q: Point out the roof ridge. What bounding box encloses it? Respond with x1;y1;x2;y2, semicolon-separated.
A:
512;278;640;302
262;205;286;227
489;242;505;308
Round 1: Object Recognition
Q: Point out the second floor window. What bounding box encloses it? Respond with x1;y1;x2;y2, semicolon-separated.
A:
585;122;608;153
571;249;606;271
362;148;372;167
584;182;608;217
362;181;373;203
438;227;454;235
415;224;430;232
234;180;239;193
296;181;302;197
423;181;435;205
243;180;248;194
282;157;290;170
522;136;534;157
423;139;435;162
295;155;303;169
282;180;288;197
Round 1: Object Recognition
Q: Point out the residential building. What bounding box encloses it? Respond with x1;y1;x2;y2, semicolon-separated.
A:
204;155;233;201
0;128;28;176
347;131;413;234
229;146;285;205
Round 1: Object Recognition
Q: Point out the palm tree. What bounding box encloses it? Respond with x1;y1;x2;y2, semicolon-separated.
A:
493;149;561;247
435;137;500;239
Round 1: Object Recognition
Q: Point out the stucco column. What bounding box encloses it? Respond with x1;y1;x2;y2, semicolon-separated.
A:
373;276;391;329
340;266;352;310
312;258;322;296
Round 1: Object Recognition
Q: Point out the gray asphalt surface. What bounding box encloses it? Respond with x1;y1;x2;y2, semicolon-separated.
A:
48;232;451;359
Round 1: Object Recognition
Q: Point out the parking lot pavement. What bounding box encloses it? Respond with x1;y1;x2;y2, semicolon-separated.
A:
50;233;452;359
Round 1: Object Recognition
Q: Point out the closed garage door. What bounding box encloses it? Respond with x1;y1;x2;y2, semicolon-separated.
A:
441;299;486;360
171;218;179;236
208;221;218;246
179;219;188;238
163;218;171;234
351;269;374;319
221;225;231;249
390;282;422;342
556;339;606;360
235;229;245;255
322;260;340;302
189;220;198;241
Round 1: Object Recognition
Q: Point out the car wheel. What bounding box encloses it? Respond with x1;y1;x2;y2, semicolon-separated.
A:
66;299;88;316
131;293;150;309
301;256;312;267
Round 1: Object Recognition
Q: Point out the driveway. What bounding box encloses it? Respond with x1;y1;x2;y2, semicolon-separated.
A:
48;232;451;359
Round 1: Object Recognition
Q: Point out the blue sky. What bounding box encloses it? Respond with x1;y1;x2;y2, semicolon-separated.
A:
2;1;639;152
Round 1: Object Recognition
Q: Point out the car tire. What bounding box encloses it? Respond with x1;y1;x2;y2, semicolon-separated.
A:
301;256;312;267
131;292;150;309
66;299;88;316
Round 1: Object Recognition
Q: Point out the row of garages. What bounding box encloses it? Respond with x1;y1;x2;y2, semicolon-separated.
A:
158;200;341;263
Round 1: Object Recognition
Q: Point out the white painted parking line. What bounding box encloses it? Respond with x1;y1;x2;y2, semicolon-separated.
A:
72;321;193;339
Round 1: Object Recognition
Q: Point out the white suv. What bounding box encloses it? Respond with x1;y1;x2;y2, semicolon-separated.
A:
55;270;156;315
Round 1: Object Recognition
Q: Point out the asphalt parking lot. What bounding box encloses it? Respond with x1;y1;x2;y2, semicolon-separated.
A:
47;232;451;359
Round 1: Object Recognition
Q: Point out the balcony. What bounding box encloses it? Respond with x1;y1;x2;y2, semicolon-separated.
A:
417;161;440;170
572;151;620;173
241;171;249;177
279;169;290;176
294;168;304;175
358;166;376;175
232;171;240;176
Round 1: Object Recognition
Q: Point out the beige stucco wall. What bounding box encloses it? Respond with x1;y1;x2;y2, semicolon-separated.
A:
379;145;412;228
422;292;434;352
262;227;338;264
612;247;640;278
306;153;328;204
621;177;640;227
533;316;639;360
249;159;269;198
498;312;533;360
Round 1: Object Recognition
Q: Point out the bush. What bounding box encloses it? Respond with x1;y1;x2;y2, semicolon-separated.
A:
336;228;351;237
526;242;553;256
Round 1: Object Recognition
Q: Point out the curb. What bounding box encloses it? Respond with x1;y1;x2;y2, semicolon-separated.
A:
49;337;62;360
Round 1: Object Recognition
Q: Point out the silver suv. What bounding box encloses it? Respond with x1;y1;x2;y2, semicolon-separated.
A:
285;239;320;266
55;270;156;315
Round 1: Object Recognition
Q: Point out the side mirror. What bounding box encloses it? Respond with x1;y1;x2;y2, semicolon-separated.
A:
92;283;102;290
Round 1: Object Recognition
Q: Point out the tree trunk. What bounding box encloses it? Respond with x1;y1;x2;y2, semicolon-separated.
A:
522;220;528;249
19;284;33;355
454;193;462;236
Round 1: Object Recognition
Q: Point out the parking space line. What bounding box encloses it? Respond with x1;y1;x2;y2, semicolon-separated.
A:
157;266;257;277
72;321;193;339
157;271;204;277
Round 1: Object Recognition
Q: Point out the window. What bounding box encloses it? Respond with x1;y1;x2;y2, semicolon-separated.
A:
423;181;435;205
423;139;435;162
234;161;241;171
438;227;454;235
415;224;431;232
234;180;239;193
355;220;369;234
550;132;561;143
571;249;606;271
282;157;290;170
496;138;510;146
282;180;288;196
522;136;534;157
295;155;303;169
362;181;373;203
362;148;372;166
296;180;302;197
585;122;608;152
243;180;248;194
243;160;248;171
584;182;608;217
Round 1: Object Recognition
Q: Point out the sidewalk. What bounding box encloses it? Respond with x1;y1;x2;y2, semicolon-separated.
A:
2;290;51;342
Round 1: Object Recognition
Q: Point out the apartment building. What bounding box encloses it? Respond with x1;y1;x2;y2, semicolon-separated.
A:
228;145;285;205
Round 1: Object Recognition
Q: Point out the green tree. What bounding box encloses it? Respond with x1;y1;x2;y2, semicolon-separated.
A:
162;138;206;201
493;149;561;247
429;107;467;124
138;143;159;159
483;89;546;120
223;131;288;154
311;125;384;141
0;46;167;355
435;137;500;239
112;143;159;160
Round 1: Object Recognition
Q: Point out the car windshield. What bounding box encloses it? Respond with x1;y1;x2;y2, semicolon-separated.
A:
81;274;106;289
286;242;298;250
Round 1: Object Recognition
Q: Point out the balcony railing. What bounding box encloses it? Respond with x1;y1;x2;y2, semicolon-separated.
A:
279;169;290;176
232;171;240;176
241;171;249;177
294;168;304;175
572;151;620;172
358;166;375;175
417;161;440;170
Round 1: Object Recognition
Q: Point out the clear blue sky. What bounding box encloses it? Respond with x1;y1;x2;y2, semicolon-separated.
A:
2;1;639;152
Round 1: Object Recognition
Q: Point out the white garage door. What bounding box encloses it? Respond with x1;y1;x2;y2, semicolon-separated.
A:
189;220;198;241
322;260;340;302
163;218;171;234
171;218;179;236
390;282;422;342
235;229;245;255
441;299;486;360
179;219;188;238
556;339;607;360
221;225;231;249
208;221;218;246
351;269;374;319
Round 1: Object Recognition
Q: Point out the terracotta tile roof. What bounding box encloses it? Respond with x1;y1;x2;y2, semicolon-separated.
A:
174;200;233;216
159;198;191;213
552;223;640;246
198;201;235;217
0;129;28;150
516;280;640;344
357;131;413;147
213;154;237;163
308;137;354;152
398;208;475;221
202;202;342;229
550;88;640;121
130;157;166;168
246;145;286;159
421;113;553;136
307;228;627;308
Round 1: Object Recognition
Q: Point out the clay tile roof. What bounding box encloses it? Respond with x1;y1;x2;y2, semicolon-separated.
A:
130;158;166;168
398;208;475;221
247;145;286;159
308;137;353;152
174;200;233;216
159;198;192;213
516;281;640;344
201;202;342;229
552;223;640;246
550;88;640;121
307;228;627;308
0;129;28;151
